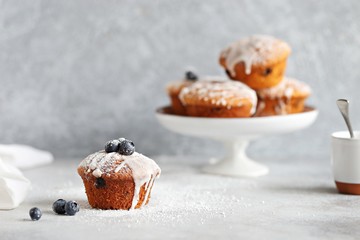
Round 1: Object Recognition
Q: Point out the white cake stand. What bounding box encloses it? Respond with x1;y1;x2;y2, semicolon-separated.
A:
156;106;318;178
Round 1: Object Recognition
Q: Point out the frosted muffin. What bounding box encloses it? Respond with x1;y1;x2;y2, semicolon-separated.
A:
77;138;161;210
166;71;198;115
179;80;257;118
255;77;311;116
219;35;291;89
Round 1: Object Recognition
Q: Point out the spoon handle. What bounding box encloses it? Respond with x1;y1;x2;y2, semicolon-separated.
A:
337;99;354;138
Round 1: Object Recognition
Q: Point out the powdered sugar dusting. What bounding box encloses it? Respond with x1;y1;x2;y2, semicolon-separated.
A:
179;80;258;114
221;35;291;76
48;163;252;226
79;151;161;209
257;77;311;100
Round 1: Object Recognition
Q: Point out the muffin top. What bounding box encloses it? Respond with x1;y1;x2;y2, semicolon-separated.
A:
257;77;311;100
78;150;161;180
179;80;258;114
220;35;291;77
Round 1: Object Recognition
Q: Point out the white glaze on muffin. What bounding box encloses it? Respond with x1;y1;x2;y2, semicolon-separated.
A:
220;35;291;76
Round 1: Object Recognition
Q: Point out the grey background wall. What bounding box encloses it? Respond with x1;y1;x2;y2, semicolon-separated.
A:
1;0;360;160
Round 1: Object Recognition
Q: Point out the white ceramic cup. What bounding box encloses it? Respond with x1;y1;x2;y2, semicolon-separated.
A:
331;131;360;194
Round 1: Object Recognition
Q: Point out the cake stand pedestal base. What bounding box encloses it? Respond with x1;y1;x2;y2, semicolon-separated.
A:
202;140;269;177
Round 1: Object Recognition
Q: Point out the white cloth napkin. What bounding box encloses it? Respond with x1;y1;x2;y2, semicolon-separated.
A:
0;158;31;209
0;144;54;169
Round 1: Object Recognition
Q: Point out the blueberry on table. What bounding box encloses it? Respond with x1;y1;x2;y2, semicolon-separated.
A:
29;207;42;221
185;71;198;81
65;201;80;216
118;139;135;156
105;139;120;153
52;199;67;215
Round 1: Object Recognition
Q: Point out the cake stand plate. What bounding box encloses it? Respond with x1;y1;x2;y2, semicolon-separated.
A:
156;106;318;178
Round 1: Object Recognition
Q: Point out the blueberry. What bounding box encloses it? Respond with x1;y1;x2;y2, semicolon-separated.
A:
105;139;120;153
118;138;135;156
263;68;272;76
65;200;79;216
185;71;198;81
29;207;42;221
95;177;106;189
52;199;67;215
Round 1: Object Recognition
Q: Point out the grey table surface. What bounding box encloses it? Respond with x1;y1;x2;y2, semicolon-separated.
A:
1;156;359;240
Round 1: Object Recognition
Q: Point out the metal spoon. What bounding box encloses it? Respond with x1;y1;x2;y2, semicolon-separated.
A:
336;99;354;138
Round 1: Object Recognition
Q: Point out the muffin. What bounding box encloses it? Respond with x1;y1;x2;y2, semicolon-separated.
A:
77;138;161;210
255;77;311;116
219;35;291;90
179;80;257;118
166;71;198;115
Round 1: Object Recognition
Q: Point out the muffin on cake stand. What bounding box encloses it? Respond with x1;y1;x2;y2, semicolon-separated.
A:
156;106;317;177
